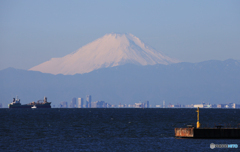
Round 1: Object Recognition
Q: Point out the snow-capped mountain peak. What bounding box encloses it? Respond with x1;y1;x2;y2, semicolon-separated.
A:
29;33;179;75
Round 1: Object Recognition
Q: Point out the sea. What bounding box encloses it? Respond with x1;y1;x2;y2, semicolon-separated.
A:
0;108;240;151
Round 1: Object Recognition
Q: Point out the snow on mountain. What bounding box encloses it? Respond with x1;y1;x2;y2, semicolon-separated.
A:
29;33;179;75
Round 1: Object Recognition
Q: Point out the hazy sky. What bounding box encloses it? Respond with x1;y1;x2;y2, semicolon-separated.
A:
0;0;240;70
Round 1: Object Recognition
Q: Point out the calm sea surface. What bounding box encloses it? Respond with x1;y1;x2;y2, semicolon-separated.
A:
0;108;240;151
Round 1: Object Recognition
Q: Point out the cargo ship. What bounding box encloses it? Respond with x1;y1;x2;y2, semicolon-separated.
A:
8;96;51;108
175;107;240;139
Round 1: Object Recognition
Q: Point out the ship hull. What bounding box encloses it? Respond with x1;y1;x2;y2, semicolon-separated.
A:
35;103;51;108
8;103;51;108
8;104;32;108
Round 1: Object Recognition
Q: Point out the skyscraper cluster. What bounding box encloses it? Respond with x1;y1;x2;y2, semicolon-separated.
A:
58;96;152;108
67;95;91;108
118;101;150;108
91;101;112;108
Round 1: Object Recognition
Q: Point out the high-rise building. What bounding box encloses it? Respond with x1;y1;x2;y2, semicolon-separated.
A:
91;101;105;108
86;95;91;108
163;100;165;108
60;101;68;108
144;101;149;108
107;103;111;108
78;98;84;108
71;98;76;108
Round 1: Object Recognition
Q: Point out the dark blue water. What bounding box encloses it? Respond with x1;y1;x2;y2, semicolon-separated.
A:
1;108;240;151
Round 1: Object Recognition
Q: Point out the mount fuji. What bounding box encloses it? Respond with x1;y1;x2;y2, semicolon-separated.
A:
29;33;179;75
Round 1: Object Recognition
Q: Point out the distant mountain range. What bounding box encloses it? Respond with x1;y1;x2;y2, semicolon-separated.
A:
29;33;178;75
1;59;240;107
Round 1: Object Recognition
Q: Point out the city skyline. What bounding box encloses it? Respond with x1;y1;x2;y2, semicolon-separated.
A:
1;93;239;108
52;95;240;109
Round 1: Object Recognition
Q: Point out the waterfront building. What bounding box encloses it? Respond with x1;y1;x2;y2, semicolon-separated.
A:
163;100;165;108
135;103;143;108
91;101;105;108
107;103;111;108
118;104;128;108
173;104;181;108
193;104;204;108
144;101;149;108
70;98;76;108
217;104;227;108
227;103;234;108
211;104;217;108
128;104;133;108
204;104;212;108
69;103;73;108
78;98;84;108
60;101;68;108
72;98;76;108
86;95;91;108
184;104;193;108
233;103;240;108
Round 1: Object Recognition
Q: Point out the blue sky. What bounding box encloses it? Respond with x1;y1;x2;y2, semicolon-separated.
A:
0;0;240;70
